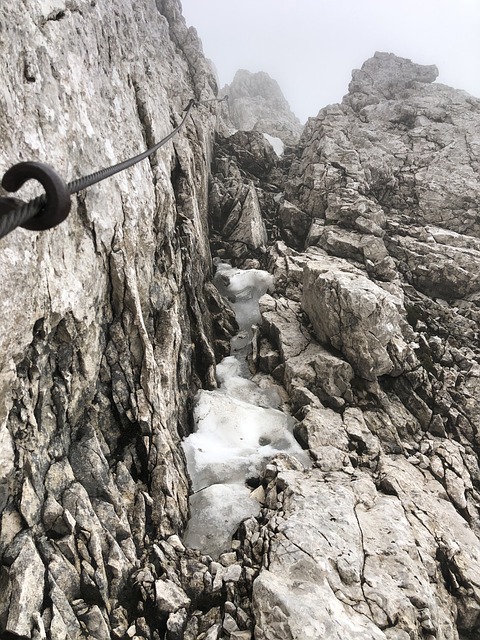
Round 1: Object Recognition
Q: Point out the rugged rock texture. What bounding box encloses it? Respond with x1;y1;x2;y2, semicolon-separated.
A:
210;51;480;640
222;70;303;145
0;1;232;638
246;52;480;640
289;51;480;239
2;6;480;638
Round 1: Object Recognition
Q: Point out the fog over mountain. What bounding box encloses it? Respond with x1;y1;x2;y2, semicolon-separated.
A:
182;0;480;121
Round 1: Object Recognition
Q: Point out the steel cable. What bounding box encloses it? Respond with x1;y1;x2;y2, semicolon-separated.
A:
0;96;226;240
66;99;196;195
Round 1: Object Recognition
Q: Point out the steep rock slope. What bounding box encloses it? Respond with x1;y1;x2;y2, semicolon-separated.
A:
2;5;480;638
212;53;480;640
0;1;230;638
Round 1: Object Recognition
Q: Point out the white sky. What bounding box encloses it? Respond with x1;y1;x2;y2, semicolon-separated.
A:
181;0;480;123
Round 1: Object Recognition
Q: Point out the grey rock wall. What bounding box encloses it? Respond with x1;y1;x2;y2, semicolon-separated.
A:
0;1;227;637
248;53;480;640
210;52;480;640
222;70;303;145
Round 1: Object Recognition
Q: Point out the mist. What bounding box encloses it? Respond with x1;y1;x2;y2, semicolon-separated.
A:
181;0;480;122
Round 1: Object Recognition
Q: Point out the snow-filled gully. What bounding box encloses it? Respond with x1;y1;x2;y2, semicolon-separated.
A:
182;262;309;558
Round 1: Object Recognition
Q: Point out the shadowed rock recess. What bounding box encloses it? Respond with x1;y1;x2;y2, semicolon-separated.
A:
1;1;480;636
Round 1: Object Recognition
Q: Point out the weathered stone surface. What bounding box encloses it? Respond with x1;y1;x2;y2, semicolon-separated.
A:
289;52;480;237
386;227;480;299
0;421;14;513
225;183;268;254
209;129;281;260
348;51;439;108
253;462;480;639
278;199;311;247
240;51;480;640
155;579;191;614
302;256;412;379
294;405;350;470
2;5;480;636
0;0;228;636
6;536;45;637
307;224;398;281
260;292;355;408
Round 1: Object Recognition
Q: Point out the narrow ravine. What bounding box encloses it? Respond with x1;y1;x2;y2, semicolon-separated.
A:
182;261;309;558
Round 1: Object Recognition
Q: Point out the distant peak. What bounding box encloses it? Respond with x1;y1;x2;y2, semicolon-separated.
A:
222;69;303;145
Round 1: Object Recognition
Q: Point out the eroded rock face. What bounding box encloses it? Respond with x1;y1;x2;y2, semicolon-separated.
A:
209;52;480;639
253;461;480;640
0;0;228;637
302;255;412;380
246;52;480;640
288;51;480;238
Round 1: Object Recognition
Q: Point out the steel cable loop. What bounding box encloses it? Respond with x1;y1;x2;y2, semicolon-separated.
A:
0;195;47;240
3;161;71;230
0;96;227;241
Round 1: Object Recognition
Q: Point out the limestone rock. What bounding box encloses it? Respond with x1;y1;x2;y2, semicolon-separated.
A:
0;0;223;636
209;129;279;260
0;421;14;513
6;536;45;637
278;199;311;247
294;405;351;471
290;52;480;237
387;229;480;299
224;183;268;255
302;257;411;379
155;579;191;614
249;52;480;640
260;292;354;407
2;5;480;637
348;51;438;109
253;463;480;639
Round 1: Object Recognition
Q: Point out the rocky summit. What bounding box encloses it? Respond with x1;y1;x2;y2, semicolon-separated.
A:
1;3;480;639
222;69;304;146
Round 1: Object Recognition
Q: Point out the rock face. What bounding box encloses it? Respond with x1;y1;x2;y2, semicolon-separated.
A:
2;7;480;638
289;51;480;239
246;52;480;640
302;255;411;380
222;69;303;145
0;1;229;637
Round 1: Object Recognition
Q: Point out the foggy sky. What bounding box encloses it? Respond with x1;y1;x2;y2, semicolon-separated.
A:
181;0;480;123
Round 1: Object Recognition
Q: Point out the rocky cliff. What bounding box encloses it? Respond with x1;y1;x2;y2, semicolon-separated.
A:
0;1;228;637
1;4;480;639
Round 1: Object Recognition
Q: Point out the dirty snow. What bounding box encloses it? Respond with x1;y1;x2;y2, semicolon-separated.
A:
183;262;309;558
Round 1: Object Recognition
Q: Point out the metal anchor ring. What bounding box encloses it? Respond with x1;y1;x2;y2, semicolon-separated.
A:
1;161;71;231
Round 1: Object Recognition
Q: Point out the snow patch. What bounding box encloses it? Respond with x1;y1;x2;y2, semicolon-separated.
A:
213;262;274;334
183;389;302;493
182;262;309;558
184;484;260;558
0;419;15;479
263;133;285;157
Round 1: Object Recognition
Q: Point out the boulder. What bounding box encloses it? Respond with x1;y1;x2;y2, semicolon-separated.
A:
302;258;411;379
